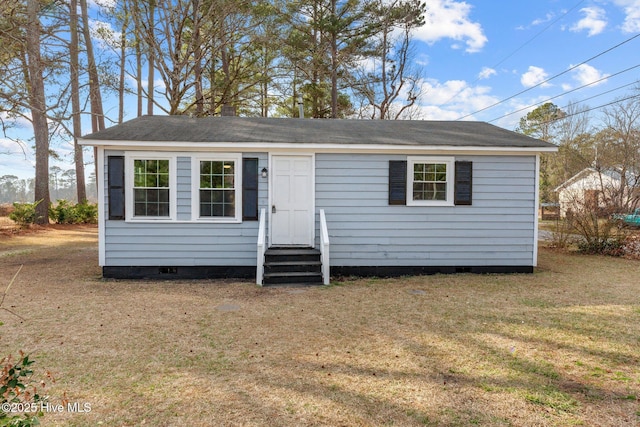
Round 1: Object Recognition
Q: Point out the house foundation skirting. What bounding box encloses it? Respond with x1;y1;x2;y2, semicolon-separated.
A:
102;265;533;280
330;265;534;277
102;266;255;280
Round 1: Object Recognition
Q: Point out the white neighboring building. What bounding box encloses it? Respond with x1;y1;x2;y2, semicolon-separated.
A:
555;167;637;217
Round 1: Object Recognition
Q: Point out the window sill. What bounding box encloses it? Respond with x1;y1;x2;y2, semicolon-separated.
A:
126;217;175;222
406;200;454;207
120;218;243;224
192;217;242;224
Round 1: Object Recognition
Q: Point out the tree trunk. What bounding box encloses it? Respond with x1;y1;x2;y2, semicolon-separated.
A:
80;0;105;132
330;0;338;119
26;0;50;224
136;32;143;117
118;1;129;124
147;0;155;115
193;0;204;116
70;0;86;203
220;25;232;114
80;0;105;182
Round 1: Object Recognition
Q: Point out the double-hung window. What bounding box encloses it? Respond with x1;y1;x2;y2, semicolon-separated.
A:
407;156;454;206
192;154;242;222
126;154;176;221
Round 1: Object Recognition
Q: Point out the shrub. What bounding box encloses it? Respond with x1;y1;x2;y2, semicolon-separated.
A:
577;236;626;256
48;200;76;224
73;201;98;224
49;201;98;224
548;218;575;249
0;353;46;427
620;234;640;259
8;201;42;228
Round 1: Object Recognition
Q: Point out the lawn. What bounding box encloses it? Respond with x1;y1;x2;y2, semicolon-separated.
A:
1;225;639;426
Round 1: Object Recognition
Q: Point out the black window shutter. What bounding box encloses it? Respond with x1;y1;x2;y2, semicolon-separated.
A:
454;161;473;205
107;156;125;220
389;160;407;205
242;158;259;221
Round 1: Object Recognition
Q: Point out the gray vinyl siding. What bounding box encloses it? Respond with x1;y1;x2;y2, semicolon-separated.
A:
103;151;537;268
315;153;536;267
176;157;191;221
103;151;268;266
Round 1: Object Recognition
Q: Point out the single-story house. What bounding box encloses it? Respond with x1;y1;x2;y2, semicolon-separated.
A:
79;116;557;285
554;167;639;217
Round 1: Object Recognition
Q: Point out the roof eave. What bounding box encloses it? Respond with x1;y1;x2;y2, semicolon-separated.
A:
78;138;558;154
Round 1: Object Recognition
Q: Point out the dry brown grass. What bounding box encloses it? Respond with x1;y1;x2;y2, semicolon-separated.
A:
1;225;639;426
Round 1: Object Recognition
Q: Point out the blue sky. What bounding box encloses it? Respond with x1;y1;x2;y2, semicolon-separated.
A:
411;0;639;126
1;0;639;181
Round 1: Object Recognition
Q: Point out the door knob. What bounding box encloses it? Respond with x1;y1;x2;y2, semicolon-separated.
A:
272;205;277;213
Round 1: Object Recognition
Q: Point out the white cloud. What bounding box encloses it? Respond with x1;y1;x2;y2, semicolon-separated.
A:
570;64;609;86
521;66;550;88
517;11;556;30
611;0;640;32
491;96;552;129
561;83;573;91
0;112;31;129
570;7;607;36
0;139;33;179
415;53;430;67
413;0;487;53
414;105;462;120
125;76;165;91
0;138;19;152
478;67;496;80
532;12;556;27
414;78;499;120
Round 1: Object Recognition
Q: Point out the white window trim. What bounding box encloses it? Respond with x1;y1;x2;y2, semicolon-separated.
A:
125;152;177;222
191;153;243;223
407;156;455;207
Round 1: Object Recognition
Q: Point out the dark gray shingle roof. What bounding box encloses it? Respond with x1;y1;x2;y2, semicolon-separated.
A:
80;115;554;149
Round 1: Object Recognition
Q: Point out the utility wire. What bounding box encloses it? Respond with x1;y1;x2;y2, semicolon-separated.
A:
568;81;639;107
440;0;586;106
537;93;640;127
455;32;640;121
487;64;640;123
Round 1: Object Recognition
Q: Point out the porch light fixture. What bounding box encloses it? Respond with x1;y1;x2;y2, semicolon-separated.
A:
261;167;268;178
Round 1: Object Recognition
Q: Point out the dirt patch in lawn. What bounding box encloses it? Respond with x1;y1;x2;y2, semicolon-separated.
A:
1;227;639;426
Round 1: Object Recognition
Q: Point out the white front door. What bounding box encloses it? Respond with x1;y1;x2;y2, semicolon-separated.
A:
270;155;314;246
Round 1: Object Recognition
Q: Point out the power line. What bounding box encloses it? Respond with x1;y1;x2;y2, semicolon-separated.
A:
440;0;587;106
487;64;640;123
569;81;639;106
455;32;640;121
538;93;640;127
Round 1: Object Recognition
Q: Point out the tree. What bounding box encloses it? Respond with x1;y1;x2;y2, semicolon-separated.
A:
281;0;368;118
596;95;640;211
554;102;593;184
131;0;205;115
80;0;106;133
354;0;426;119
517;103;566;203
0;175;26;203
517;102;566;142
326;0;373;118
69;0;86;203
26;0;51;224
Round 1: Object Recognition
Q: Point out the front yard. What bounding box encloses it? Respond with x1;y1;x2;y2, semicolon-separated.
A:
1;225;639;426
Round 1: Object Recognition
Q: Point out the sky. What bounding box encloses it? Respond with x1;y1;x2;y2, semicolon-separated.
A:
1;0;640;181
